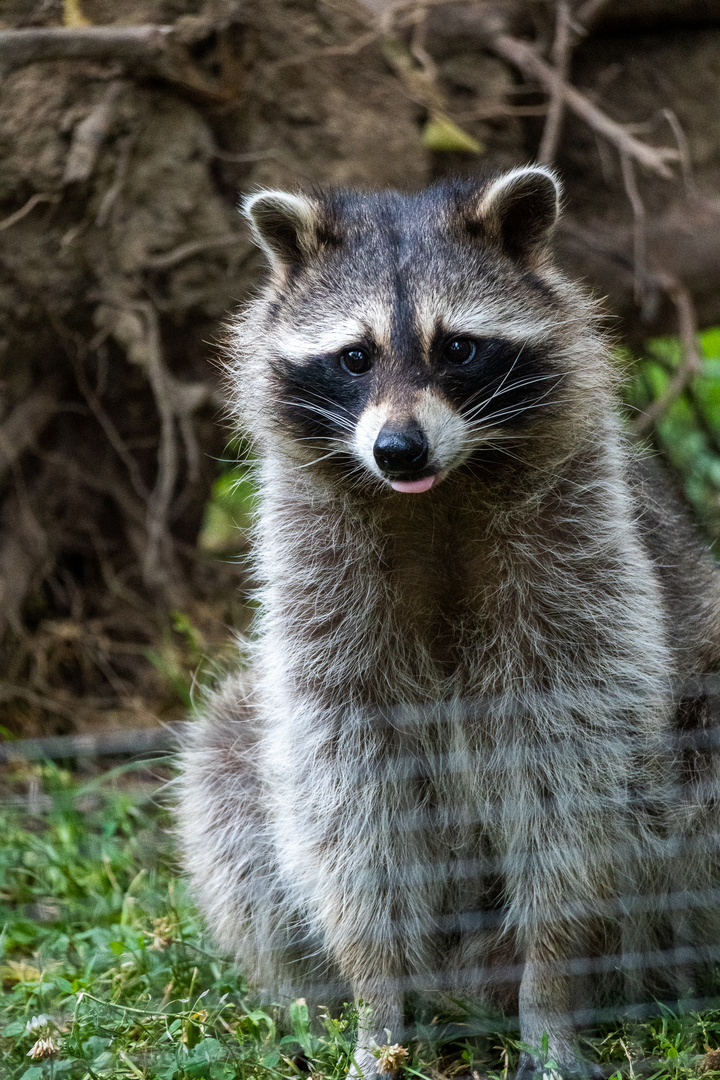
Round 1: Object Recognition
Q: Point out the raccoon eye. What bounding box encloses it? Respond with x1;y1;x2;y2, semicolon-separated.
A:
339;347;372;376
443;338;476;365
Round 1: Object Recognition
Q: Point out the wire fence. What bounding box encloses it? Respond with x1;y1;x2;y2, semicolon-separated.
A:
6;681;720;1046
193;674;720;1048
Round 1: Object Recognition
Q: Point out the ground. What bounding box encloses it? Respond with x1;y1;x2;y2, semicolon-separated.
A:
3;761;720;1080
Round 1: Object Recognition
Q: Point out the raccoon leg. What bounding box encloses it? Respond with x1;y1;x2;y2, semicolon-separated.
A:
177;675;335;998
349;979;404;1080
516;933;603;1080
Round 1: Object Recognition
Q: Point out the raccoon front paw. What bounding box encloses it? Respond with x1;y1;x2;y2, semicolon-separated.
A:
348;1047;384;1080
515;1051;605;1080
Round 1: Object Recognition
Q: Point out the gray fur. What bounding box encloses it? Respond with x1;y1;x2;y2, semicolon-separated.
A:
177;169;720;1080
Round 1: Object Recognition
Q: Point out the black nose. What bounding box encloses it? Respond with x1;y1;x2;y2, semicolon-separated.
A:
373;423;429;473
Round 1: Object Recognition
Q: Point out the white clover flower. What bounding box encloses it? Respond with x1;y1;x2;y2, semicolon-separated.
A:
25;1015;51;1034
27;1036;59;1060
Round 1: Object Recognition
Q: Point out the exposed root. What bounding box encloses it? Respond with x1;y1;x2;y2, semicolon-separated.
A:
632;278;703;436
62;78;125;185
0;383;58;480
145;233;250;271
0;193;59;231
0;24;240;103
488;31;679;179
537;1;571;166
0;0;714;740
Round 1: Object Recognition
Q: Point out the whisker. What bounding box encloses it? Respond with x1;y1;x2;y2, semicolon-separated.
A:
462;371;569;423
462;430;526;442
294;448;347;470
479;343;525;408
459;345;526;416
278;399;356;433
478;398;568;430
289;385;357;422
471;378;566;428
294;435;347;443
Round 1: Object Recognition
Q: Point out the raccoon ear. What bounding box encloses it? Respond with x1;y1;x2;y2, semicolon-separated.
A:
242;190;321;270
472;166;561;260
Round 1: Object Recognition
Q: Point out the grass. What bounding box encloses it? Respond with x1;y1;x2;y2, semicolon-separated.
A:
0;761;356;1080
3;764;720;1080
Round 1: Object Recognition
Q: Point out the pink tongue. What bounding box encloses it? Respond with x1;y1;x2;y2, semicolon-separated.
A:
390;475;436;494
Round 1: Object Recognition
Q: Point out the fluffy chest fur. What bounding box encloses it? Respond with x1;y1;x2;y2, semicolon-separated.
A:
254;439;670;717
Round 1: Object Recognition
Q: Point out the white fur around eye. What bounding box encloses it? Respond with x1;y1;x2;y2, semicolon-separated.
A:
272;321;370;364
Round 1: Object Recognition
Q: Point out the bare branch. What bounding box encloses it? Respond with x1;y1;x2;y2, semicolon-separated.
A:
559;222;705;439
208;146;284;164
145;233;251;271
169;379;212;485
0;24;171;70
409;2;440;86
574;0;612;31
90;296;182;596
661;108;698;199
632;277;704;436
489;32;679;179
619;152;648;304
0;25;238;103
537;0;572;165
273;29;378;69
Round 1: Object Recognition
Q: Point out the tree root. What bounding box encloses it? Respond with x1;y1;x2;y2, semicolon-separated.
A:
0;24;240;103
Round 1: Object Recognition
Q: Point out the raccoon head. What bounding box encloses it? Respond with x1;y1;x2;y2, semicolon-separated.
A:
235;168;601;494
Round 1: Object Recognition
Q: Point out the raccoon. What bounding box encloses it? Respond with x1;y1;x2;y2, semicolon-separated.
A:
178;167;720;1079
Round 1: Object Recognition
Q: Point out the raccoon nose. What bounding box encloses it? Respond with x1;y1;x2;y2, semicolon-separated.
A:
373;423;429;473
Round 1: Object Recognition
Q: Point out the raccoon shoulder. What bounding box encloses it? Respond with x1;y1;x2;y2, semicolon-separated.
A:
628;450;720;668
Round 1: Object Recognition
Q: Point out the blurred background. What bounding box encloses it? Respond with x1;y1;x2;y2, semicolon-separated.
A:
1;0;720;741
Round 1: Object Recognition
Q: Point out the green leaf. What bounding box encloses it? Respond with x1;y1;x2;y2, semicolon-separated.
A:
647;334;683;367
700;326;720;360
290;997;310;1036
2;1019;26;1035
422;113;483;154
199;471;256;554
84;1036;110;1055
91;1051;116;1072
188;1038;225;1062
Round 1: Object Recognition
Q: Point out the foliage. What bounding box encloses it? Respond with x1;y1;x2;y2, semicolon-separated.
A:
3;766;720;1078
0;764;359;1080
625;327;720;543
198;456;257;558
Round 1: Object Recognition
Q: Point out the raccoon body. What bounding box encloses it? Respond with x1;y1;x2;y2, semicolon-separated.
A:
178;169;720;1080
